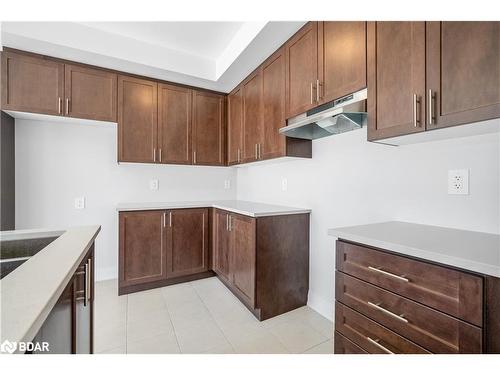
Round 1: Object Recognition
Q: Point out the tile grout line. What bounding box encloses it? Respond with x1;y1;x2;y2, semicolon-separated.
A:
161;286;188;354
190;281;237;353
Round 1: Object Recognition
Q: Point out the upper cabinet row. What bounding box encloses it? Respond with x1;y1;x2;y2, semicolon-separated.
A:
368;21;500;141
118;76;225;166
1;51;117;122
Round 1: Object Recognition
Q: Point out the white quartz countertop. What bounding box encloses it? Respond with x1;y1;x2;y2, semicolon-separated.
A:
116;200;311;217
0;225;101;351
328;221;500;277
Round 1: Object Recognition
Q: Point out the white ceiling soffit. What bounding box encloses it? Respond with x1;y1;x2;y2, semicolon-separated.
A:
0;21;305;92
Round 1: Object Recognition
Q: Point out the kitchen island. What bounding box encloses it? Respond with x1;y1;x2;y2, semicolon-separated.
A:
0;225;100;354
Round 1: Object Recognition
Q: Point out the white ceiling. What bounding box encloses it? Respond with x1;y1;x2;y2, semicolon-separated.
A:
81;22;245;60
0;21;305;92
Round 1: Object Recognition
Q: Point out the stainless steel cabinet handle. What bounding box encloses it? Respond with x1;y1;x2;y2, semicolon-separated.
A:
413;93;420;127
58;97;62;114
237;148;241;163
159;148;162;163
310;82;314;104
258;144;261;159
428;89;435;125
153;148;156;162
83;262;89;307
255;144;258;160
66;98;70;115
169;211;172;227
228;215;232;231
226;214;229;231
316;79;321;102
368;266;409;282
193;151;197;164
366;337;394;354
163;212;166;228
368;301;409;323
87;258;91;304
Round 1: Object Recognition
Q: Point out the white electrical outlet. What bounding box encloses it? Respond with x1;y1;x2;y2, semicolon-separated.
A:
74;197;85;209
150;179;159;191
281;178;288;192
448;169;469;195
224;180;231;189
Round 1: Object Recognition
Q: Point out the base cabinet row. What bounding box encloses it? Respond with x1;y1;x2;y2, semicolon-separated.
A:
118;208;310;320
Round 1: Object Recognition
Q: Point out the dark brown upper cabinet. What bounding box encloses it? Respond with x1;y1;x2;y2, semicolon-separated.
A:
166;208;209;279
158;84;192;164
285;22;319;118
1;51;64;116
192;90;225;166
64;64;117;122
261;47;287;160
118;75;158;163
318;21;367;104
367;22;426;141
119;210;166;288
227;86;243;165
426;22;500;130
242;70;263;163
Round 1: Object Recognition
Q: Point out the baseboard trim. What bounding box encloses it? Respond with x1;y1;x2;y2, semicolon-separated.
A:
307;290;333;322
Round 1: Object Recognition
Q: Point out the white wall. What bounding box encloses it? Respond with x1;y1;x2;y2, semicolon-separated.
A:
236;126;500;319
15;119;237;281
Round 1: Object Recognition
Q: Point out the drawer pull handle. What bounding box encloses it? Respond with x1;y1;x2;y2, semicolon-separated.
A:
368;301;409;323
366;337;394;354
368;266;409;282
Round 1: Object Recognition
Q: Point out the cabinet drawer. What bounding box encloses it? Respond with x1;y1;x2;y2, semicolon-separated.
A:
335;302;430;354
334;332;367;354
336;240;483;326
336;272;482;353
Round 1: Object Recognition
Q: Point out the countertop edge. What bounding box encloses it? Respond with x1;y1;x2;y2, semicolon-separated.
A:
328;229;500;278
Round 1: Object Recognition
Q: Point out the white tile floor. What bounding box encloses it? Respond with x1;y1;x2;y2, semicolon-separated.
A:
94;277;333;354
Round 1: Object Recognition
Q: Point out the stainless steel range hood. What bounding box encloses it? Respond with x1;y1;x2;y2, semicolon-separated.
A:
279;88;367;140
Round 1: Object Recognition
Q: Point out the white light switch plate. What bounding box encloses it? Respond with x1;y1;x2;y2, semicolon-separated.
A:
448;169;469;195
74;197;85;209
150;179;159;191
224;180;231;189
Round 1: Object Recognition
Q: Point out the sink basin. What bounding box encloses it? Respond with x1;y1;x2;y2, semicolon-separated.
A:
0;235;59;279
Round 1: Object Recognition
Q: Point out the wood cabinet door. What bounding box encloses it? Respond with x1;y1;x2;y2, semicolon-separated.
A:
192;91;225;166
230;214;256;307
261;47;286;160
166;208;209;278
1;51;64;116
64;64;117;122
118;75;158;163
213;209;231;282
318;22;367;103
367;22;426;141
158;84;192;164
119;210;166;288
227;86;243;165
285;22;318;118
242;70;263;163
426;21;500;129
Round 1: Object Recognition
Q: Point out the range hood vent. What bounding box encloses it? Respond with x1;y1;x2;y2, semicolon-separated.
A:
279;88;367;140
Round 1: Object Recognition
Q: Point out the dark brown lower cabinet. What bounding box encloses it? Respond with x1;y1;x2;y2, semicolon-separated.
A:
119;208;212;295
334;240;500;354
30;245;94;354
213;209;310;320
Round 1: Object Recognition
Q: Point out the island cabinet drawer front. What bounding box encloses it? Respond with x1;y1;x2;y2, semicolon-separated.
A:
336;272;483;353
336;240;483;326
334;332;367;354
335;302;430;354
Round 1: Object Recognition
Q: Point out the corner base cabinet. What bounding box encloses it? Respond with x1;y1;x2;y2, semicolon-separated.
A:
334;240;500;354
213;209;310;320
